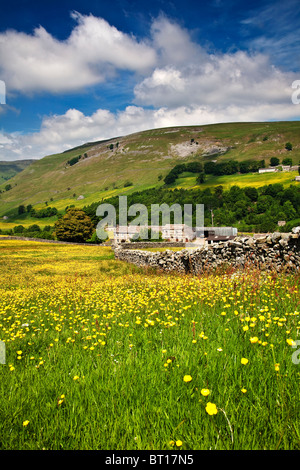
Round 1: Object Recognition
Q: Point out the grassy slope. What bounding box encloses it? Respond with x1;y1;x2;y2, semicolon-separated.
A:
0;160;35;184
0;121;299;228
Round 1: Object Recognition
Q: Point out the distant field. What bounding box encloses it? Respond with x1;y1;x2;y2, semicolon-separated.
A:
172;171;299;191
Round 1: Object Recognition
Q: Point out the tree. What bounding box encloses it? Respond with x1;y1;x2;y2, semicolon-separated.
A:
285;142;293;151
68;155;81;166
283;201;296;221
27;224;41;232
244;186;258;201
186;161;203;173
214;185;223;198
18;205;26;215
14;225;25;233
270;157;280;166
54;208;94;242
258;215;276;233
196;172;205;184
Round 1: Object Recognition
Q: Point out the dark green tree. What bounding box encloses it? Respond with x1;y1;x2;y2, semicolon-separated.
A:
285;142;293;151
14;225;25;233
18;205;26;215
27;224;41;232
54;208;94;242
244;187;258;201
196;172;206;184
282;157;293;166
270;157;280;166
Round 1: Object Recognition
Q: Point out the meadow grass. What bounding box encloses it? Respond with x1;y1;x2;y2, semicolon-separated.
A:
0;240;299;450
171;170;299;191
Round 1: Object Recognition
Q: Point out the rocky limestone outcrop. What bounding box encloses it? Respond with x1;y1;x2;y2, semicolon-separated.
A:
114;229;300;275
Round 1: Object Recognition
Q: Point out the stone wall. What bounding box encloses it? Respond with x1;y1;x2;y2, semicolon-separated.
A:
113;241;186;250
114;230;300;275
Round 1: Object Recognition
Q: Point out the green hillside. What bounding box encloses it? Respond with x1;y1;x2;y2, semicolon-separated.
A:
0;159;35;184
0;121;299;229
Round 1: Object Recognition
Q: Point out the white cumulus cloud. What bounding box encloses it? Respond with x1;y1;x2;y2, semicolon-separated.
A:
0;11;156;94
0;14;299;161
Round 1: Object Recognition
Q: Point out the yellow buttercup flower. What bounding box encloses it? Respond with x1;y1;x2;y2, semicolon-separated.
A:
183;375;192;382
205;402;218;415
200;388;210;396
286;338;296;346
241;358;249;365
22;420;30;427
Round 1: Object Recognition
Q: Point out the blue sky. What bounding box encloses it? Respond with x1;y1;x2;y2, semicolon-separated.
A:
0;0;299;160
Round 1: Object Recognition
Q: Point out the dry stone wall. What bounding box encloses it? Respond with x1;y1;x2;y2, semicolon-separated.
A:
114;230;300;275
113;241;185;250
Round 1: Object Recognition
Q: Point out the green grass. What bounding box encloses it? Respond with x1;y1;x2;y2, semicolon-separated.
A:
0;240;299;450
171;170;299;191
0;160;34;184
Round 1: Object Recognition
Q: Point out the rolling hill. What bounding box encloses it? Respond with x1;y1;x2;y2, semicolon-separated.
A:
0;159;35;185
0;121;299;228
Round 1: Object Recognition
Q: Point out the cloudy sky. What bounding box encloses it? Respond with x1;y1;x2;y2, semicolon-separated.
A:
0;0;299;161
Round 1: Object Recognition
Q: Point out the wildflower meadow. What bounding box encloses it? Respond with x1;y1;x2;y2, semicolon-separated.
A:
0;240;299;450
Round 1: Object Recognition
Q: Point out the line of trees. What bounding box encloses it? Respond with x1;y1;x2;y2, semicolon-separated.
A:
164;161;203;184
163;159;266;185
4;181;300;242
18;204;58;218
83;182;300;234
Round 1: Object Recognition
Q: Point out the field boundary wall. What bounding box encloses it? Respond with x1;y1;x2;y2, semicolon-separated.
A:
114;231;300;274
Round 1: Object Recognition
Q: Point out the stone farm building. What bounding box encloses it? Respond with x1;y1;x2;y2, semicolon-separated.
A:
107;224;237;244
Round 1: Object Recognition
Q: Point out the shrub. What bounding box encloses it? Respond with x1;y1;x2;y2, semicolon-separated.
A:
13;225;25;233
67;155;81;166
27;224;41;232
